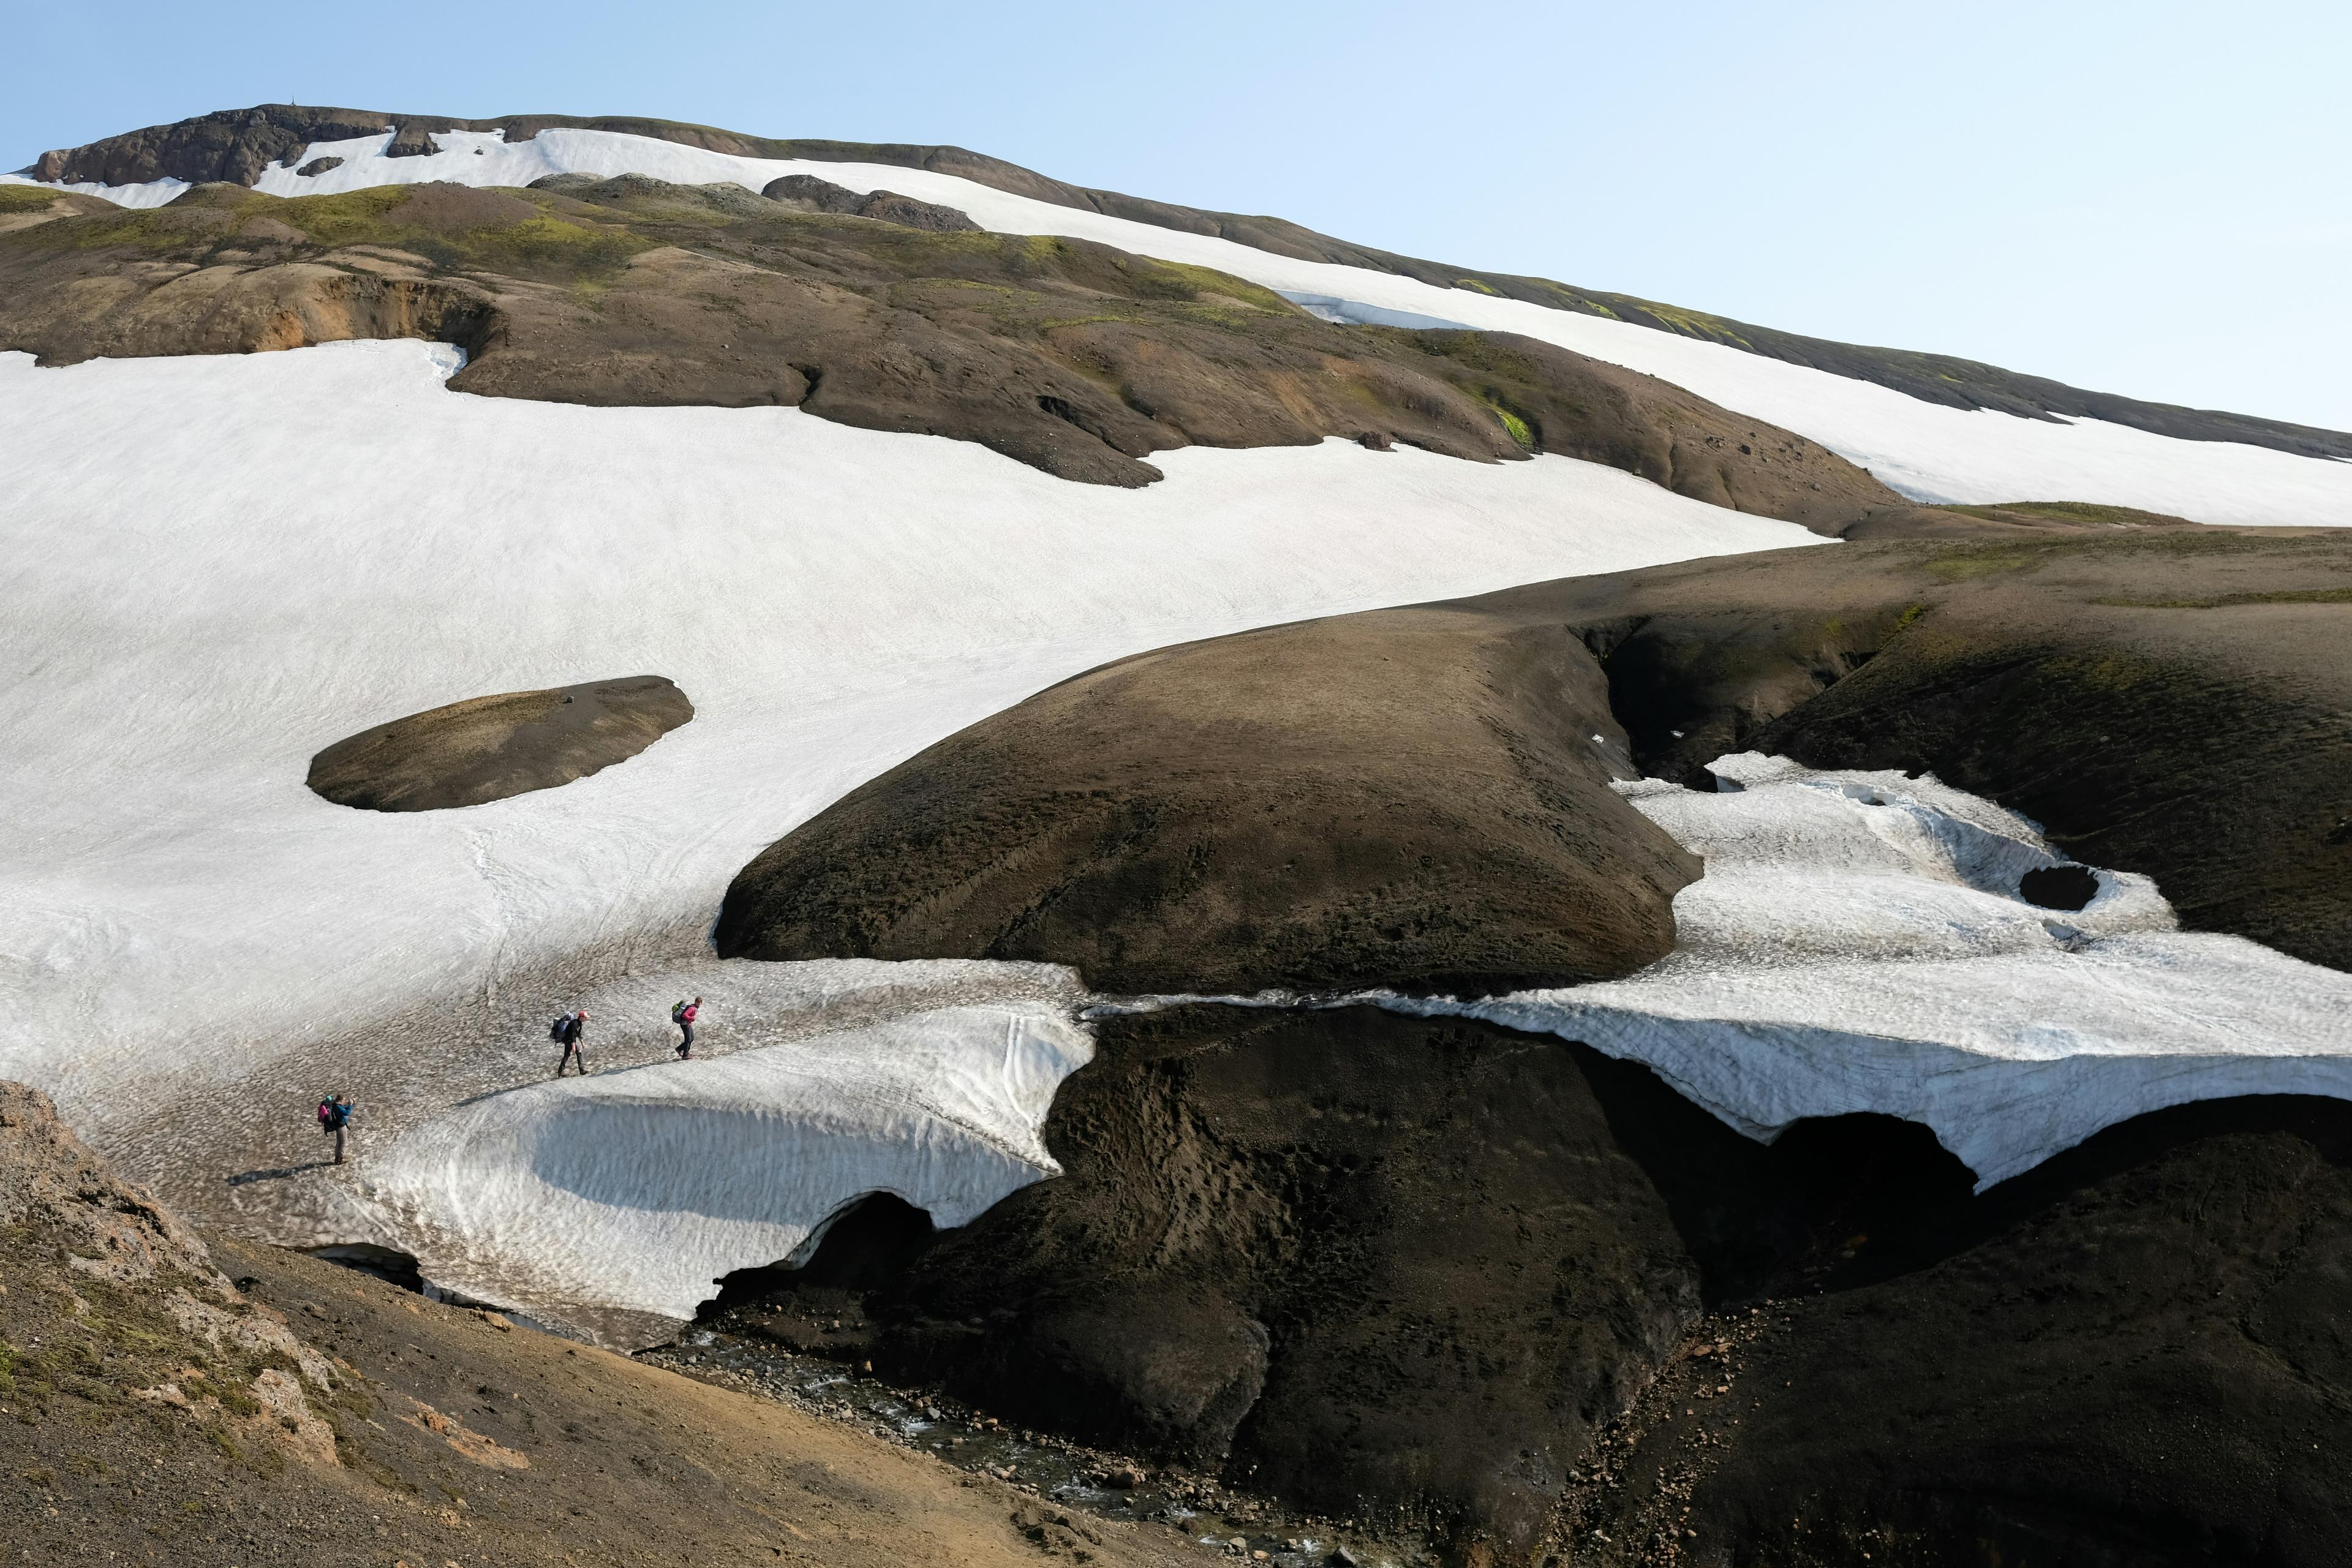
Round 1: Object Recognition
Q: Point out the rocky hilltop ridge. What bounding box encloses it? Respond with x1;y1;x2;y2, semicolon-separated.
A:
21;102;2350;462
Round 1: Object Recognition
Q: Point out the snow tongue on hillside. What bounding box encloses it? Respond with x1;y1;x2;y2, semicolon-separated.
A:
14;122;2351;526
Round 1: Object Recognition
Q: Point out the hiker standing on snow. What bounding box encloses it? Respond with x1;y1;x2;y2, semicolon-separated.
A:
317;1093;354;1164
672;997;703;1060
553;1009;590;1077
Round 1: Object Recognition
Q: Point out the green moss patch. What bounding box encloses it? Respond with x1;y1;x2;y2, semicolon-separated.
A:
0;186;62;214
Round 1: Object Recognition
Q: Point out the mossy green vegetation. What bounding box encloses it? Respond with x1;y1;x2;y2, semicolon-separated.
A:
0;185;61;214
1453;277;1503;296
2092;586;2352;609
1490;402;1535;448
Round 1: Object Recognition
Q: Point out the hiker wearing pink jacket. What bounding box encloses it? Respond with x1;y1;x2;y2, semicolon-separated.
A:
671;997;703;1059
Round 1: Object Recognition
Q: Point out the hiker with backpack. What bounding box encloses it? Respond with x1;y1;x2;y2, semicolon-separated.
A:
552;1008;590;1076
315;1093;354;1164
671;997;703;1060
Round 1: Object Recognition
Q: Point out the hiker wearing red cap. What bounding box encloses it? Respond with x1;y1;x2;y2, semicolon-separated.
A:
552;1009;590;1076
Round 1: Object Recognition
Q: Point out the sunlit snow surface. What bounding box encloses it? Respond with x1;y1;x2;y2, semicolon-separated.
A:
0;337;1817;1327
13;123;2350;524
366;1000;1091;1330
1370;755;2352;1189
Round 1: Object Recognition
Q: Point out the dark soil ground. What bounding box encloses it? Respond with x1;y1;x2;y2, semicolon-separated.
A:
305;673;692;812
0;174;1894;518
29;105;2348;462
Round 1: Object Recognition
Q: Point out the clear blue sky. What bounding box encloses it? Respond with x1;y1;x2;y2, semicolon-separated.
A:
11;0;2348;429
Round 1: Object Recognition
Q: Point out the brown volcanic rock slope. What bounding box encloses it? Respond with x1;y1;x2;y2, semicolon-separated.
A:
29;103;2350;461
0;1080;1197;1568
716;590;1702;997
720;528;2352;989
0;174;1900;513
1529;527;2352;971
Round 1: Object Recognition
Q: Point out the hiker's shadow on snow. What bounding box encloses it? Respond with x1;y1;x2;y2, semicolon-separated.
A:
224;1161;335;1186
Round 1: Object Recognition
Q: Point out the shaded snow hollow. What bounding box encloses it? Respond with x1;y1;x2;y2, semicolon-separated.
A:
362;1002;1090;1327
12;123;2352;525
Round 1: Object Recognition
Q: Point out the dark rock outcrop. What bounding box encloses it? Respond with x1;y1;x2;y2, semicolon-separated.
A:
1535;530;2352;971
1592;1095;2352;1567
717;597;1698;997
307;674;692;812
760;173;979;232
848;1006;1761;1547
294;154;342;176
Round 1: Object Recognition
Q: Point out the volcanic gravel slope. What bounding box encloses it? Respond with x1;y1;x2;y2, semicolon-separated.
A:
0;1080;1199;1568
21;104;2351;463
0;174;1894;517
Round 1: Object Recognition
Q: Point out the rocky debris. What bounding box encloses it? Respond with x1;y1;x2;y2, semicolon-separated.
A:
761;173;979;232
400;1396;533;1468
0;1079;221;1287
0;1081;345;1476
306;673;693;812
295;154;343;176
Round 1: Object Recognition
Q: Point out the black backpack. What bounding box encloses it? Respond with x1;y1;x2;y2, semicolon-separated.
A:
549;1014;571;1042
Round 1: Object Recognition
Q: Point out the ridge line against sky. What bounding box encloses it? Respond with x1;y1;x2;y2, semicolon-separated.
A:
8;0;2347;431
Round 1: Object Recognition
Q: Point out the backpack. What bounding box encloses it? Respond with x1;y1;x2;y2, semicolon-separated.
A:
670;1000;686;1024
550;1014;571;1042
328;1101;351;1129
317;1099;333;1126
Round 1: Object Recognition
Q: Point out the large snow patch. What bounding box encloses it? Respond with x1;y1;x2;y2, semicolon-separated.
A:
15;124;2350;525
0;338;1811;1226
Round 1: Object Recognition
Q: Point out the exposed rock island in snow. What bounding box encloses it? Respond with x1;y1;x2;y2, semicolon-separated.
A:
1376;755;2352;1188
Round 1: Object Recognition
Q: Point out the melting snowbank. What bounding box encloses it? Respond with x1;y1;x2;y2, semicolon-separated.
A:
15;123;2350;524
1374;755;2352;1188
358;1003;1088;1328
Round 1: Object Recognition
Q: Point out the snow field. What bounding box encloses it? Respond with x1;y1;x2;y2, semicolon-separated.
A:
16;124;2349;524
0;338;1814;1163
360;1001;1091;1327
1373;754;2352;1188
